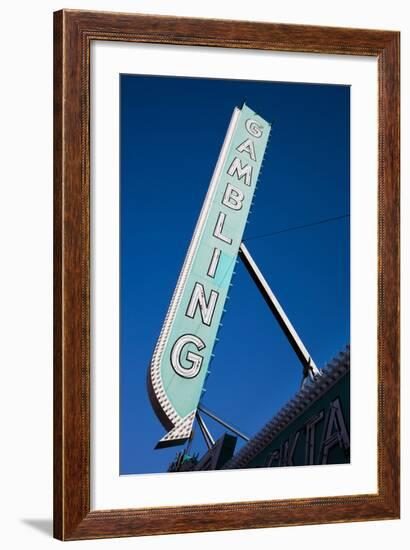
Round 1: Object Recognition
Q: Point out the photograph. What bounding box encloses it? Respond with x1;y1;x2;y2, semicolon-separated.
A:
51;8;400;540
120;74;350;476
0;0;405;547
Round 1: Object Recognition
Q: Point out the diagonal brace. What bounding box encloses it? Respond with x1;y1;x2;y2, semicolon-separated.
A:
239;242;322;382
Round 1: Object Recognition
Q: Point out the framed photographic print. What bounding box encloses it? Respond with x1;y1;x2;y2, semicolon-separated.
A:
54;9;400;540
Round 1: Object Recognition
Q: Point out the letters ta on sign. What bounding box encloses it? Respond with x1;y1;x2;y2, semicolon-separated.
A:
147;104;271;449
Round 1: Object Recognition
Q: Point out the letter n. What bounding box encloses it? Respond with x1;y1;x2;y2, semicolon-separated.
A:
186;282;219;326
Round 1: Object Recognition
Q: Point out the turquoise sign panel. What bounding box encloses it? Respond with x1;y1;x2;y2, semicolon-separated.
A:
148;104;271;448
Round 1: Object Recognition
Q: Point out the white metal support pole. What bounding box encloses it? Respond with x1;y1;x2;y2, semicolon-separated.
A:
198;404;250;441
239;242;322;383
195;412;215;449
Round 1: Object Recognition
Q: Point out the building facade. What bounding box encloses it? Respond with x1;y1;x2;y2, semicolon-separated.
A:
169;346;350;472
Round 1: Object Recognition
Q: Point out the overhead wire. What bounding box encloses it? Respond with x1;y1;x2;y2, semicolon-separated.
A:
243;213;350;242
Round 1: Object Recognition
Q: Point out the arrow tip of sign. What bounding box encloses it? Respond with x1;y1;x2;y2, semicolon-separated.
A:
154;436;190;450
154;411;196;450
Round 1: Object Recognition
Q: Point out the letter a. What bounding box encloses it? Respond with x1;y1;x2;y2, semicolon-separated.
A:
237;138;256;161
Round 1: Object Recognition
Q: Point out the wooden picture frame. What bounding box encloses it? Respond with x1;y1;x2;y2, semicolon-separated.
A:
53;9;400;540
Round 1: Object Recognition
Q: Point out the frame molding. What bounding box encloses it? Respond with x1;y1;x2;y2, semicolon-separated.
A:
54;9;400;540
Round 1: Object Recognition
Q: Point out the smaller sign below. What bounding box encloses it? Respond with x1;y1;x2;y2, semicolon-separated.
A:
167;433;238;473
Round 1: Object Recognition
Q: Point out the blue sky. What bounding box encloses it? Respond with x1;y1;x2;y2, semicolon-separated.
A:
120;74;350;475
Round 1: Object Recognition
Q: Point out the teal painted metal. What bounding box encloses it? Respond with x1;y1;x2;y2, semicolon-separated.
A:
245;372;350;468
148;104;271;448
222;350;350;469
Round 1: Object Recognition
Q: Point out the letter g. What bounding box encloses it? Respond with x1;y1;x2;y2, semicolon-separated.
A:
170;334;206;378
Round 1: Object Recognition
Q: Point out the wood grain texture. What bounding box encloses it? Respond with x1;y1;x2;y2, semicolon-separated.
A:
53;9;400;541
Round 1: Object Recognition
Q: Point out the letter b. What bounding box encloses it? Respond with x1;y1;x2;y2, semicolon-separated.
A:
222;183;244;211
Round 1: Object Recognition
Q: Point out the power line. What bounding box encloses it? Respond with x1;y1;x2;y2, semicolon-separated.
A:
243;213;350;242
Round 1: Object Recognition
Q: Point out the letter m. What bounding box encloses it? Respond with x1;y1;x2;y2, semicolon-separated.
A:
227;157;253;186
